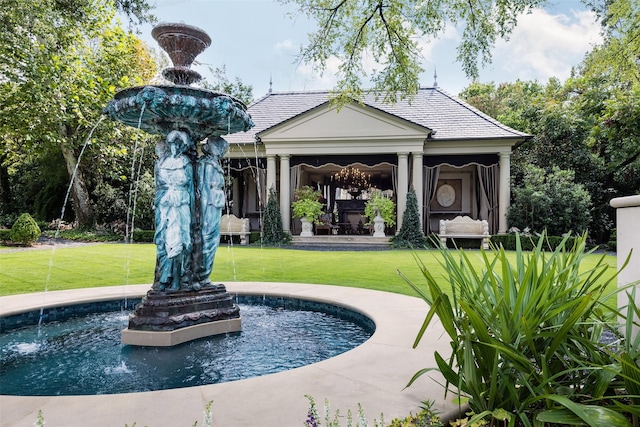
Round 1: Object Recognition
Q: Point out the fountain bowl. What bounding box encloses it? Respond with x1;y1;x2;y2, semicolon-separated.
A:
104;85;254;141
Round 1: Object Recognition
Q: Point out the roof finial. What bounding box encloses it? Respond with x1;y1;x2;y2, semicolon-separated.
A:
269;74;273;93
433;67;438;88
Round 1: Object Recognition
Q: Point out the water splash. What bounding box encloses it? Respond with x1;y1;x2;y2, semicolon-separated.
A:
104;361;133;375
11;342;41;355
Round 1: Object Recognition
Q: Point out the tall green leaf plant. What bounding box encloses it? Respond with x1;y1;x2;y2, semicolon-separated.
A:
400;233;637;426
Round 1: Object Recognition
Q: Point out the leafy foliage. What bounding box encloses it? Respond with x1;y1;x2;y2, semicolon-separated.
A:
0;0;158;228
364;192;395;226
507;164;592;236
292;185;324;223
400;233;638;426
390;190;428;249
282;0;545;103
200;65;254;105
261;187;291;246
10;213;41;245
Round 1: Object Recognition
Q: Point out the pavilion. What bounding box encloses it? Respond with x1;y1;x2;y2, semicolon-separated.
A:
223;86;530;237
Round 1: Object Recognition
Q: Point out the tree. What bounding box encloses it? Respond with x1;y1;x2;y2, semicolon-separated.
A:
507;165;592;236
390;190;428;248
261;187;290;246
460;79;614;241
201;65;254;105
0;0;157;227
281;0;547;103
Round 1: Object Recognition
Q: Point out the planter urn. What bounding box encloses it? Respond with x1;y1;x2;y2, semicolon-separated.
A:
373;213;385;237
300;217;314;237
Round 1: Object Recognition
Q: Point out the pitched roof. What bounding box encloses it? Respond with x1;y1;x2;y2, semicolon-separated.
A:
224;87;530;144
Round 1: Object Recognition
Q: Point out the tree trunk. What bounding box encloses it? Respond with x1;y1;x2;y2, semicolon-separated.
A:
0;152;12;215
61;144;94;229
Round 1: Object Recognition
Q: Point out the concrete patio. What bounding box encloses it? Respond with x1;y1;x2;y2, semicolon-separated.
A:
1;282;461;426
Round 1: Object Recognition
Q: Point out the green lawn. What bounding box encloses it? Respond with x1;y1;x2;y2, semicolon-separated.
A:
0;243;618;297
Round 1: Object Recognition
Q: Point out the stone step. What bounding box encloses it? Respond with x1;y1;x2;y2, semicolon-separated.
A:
291;235;391;247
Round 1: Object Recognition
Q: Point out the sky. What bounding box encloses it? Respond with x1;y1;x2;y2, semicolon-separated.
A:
134;0;604;100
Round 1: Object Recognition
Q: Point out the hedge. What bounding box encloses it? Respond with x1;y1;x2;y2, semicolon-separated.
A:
490;234;578;251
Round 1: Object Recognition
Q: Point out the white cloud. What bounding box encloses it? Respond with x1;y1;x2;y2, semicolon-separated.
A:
491;9;603;81
274;39;297;55
291;56;340;90
417;25;460;62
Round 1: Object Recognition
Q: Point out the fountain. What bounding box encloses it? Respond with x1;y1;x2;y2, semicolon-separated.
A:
103;23;254;346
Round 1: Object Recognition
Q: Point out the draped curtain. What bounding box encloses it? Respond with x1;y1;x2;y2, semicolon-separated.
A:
423;165;440;233
290;164;302;201
257;167;267;210
477;164;499;234
391;165;398;196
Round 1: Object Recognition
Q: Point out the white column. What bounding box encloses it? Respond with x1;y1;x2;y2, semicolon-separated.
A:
279;155;291;233
396;152;409;232
266;155;277;193
498;152;511;234
412;152;424;230
610;195;640;344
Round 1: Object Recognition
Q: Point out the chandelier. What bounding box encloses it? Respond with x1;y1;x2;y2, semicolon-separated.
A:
332;166;371;194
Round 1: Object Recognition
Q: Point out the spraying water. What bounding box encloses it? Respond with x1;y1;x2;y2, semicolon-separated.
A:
40;116;105;327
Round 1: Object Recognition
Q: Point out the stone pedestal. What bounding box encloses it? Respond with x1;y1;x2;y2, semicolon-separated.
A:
610;195;640;343
122;284;241;346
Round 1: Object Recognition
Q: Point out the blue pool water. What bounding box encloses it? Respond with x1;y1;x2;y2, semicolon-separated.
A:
0;302;373;396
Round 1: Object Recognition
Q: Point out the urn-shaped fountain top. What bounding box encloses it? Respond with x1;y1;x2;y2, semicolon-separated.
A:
151;22;211;68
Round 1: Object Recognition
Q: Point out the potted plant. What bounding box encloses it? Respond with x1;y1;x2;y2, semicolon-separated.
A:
291;186;324;237
364;192;396;237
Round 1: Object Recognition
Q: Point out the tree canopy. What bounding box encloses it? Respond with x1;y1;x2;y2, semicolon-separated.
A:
281;0;546;103
0;0;157;228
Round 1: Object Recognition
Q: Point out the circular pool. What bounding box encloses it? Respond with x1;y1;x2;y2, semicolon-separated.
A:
0;297;374;396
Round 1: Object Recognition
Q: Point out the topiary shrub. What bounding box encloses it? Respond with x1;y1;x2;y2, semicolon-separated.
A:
10;213;41;245
390;190;428;248
261;187;291;246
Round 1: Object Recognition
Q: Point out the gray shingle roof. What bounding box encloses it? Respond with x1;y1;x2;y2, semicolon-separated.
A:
224;87;530;144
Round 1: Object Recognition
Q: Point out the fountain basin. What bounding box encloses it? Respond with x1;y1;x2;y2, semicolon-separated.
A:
103;85;254;141
0;283;459;426
2;299;372;395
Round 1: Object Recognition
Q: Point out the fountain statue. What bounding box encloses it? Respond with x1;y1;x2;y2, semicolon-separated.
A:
103;23;254;346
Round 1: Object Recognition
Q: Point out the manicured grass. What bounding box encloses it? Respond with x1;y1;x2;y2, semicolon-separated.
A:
0;243;618;297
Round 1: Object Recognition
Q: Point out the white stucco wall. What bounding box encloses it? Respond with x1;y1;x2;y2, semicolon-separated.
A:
610;195;640;342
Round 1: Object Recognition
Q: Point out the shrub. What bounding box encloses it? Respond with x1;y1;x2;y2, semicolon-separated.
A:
132;230;155;242
262;187;290;246
10;213;41;245
490;234;578;251
400;232;637;426
0;228;11;242
507;165;592;236
390;190;428;248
